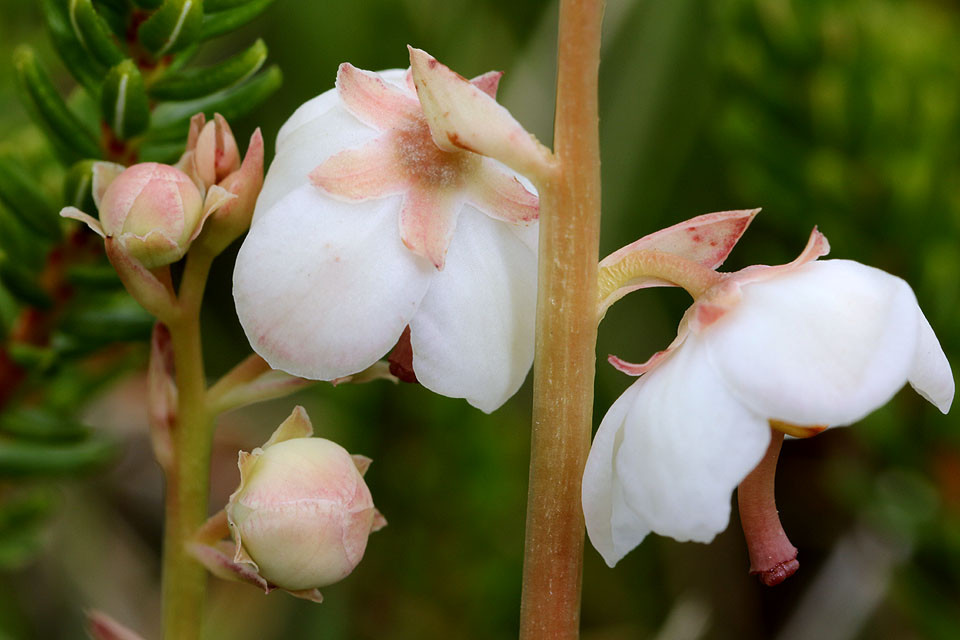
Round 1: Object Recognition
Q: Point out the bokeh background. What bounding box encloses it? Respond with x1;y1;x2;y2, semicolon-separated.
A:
1;0;959;638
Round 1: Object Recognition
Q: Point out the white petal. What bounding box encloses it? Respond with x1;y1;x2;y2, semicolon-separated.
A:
257;70;412;220
255;106;377;219
582;380;645;567
234;185;434;380
408;207;537;412
275;69;410;150
706;259;927;426
583;339;771;566
908;310;954;413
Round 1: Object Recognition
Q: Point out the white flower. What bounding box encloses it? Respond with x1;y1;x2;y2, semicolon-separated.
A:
233;49;544;412
582;224;954;572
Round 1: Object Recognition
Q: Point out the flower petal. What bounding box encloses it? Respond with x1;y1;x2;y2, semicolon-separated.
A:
704;260;928;426
583;338;771;566
234;185;434;380
908;310;954;413
255;103;380;219
408;208;536;412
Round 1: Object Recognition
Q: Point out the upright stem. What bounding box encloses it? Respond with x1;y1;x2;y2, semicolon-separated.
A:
161;248;215;640
519;1;604;638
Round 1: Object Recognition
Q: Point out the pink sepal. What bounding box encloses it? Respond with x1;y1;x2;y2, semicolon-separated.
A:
467;164;538;224
599;209;759;311
337;63;418;130
309;138;408;201
408;46;552;179
399;188;461;269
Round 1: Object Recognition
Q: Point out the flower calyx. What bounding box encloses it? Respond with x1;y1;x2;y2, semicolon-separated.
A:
307;52;540;270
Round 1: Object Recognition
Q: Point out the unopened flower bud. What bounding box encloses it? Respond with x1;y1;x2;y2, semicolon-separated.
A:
194;113;241;189
96;162;204;268
226;407;385;592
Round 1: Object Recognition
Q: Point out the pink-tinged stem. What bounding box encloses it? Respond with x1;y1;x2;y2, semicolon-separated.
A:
519;0;605;637
737;429;799;586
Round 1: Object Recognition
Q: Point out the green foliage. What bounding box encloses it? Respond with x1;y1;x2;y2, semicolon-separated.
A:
0;0;281;585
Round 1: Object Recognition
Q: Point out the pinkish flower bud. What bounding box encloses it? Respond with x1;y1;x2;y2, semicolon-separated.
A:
225;407;385;592
98;163;204;268
194;113;242;189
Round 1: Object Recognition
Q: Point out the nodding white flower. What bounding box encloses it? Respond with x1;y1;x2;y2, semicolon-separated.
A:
234;48;548;412
582;216;953;584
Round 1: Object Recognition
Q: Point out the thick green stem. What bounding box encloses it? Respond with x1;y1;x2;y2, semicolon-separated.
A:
519;1;604;638
161;248;215;640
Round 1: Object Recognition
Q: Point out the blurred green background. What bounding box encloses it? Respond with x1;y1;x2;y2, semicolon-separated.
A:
2;0;959;638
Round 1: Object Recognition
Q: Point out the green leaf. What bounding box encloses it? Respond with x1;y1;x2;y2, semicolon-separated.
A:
63;159;97;211
148;38;267;100
40;0;106;97
13;46;101;161
138;0;205;57
61;294;154;342
0;408;88;442
201;0;275;40
0;489;57;571
66;264;121;289
167;41;200;72
131;0;164;8
0;154;61;239
68;0;127;67
149;65;281;137
5;343;57;371
205;0;255;11
0;436;117;477
101;60;151;140
0;258;54;309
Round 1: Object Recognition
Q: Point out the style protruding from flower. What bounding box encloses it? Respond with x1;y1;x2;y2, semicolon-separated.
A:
581;210;954;585
191;406;385;602
234;47;550;412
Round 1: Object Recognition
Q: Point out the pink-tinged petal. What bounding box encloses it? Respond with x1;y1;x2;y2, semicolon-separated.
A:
87;610;146;640
470;70;503;98
398;187;462;269
409;208;536;412
705;260;924;427
256;104;382;219
598;209;759;311
907;310;954;413
184;112;206;152
467;161;539;224
276;70;410;151
235;185;434;380
408;47;552;179
60;206;105;237
92;161;126;210
584;338;771;566
310;139;409;201
336;63;419;131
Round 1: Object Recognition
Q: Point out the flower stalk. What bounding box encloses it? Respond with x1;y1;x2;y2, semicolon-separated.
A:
519;0;605;637
160;247;216;640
